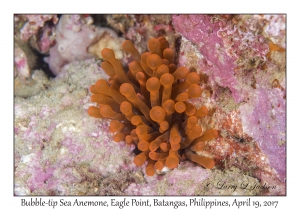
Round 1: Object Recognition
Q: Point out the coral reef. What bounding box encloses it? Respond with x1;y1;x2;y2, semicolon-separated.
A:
44;15;124;75
14;14;286;196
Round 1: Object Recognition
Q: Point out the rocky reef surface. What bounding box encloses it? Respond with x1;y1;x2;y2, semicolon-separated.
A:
14;14;286;195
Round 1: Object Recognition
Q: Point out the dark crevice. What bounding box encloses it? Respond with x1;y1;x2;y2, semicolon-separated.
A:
32;50;56;78
92;14;109;28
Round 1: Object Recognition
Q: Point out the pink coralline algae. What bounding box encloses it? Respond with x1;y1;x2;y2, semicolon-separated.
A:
173;15;271;103
124;162;210;195
15;15;58;41
173;14;286;184
173;15;240;102
239;80;286;182
14;15;58;54
14;45;30;79
34;24;57;54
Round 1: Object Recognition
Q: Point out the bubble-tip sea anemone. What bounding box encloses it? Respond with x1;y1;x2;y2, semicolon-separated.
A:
88;37;218;176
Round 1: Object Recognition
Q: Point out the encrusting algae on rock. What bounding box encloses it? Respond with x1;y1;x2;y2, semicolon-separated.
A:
88;37;218;176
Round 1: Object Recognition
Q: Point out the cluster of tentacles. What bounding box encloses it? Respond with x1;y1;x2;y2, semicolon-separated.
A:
88;37;218;176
